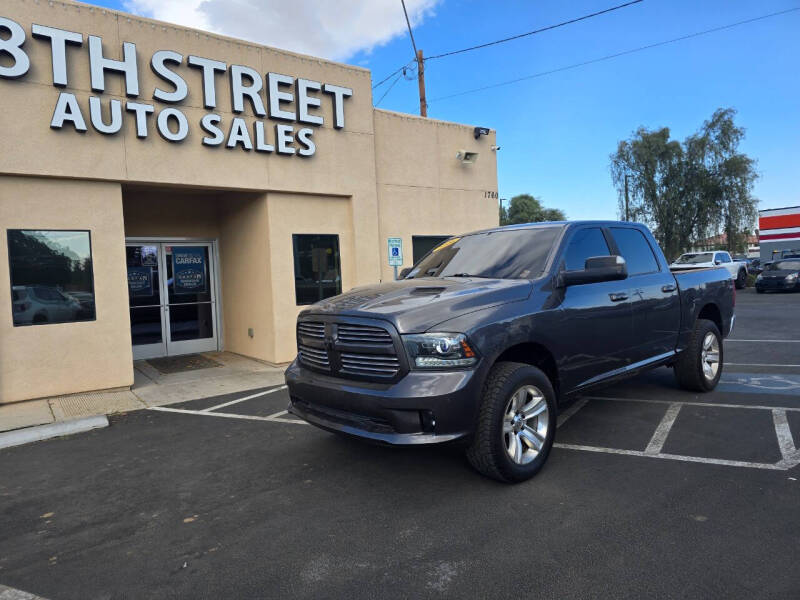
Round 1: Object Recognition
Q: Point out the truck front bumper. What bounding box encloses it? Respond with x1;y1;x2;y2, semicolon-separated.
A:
285;360;485;445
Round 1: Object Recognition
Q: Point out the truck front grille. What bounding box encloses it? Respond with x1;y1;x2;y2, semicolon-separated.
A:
340;352;400;378
337;324;393;345
296;318;404;381
297;344;329;369
297;321;325;340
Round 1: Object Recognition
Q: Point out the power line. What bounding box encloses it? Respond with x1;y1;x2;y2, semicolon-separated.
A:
400;0;419;56
425;0;644;61
375;72;405;106
429;7;800;103
372;61;414;89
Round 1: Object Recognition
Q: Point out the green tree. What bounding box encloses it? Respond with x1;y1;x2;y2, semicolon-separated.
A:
500;194;566;225
610;108;758;259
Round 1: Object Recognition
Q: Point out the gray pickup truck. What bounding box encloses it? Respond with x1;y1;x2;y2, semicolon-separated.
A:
286;221;735;482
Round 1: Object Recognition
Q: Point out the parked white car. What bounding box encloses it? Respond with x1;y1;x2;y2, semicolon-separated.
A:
11;285;81;325
670;251;748;289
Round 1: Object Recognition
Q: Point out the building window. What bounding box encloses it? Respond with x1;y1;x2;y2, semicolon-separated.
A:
412;235;452;264
292;234;342;305
7;230;96;326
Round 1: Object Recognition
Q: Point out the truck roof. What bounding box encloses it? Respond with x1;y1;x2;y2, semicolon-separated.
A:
464;220;646;236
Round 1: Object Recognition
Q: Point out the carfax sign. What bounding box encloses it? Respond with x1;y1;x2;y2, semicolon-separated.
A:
388;237;403;267
172;247;207;295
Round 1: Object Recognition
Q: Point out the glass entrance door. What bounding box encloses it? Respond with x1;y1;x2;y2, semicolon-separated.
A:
126;241;219;360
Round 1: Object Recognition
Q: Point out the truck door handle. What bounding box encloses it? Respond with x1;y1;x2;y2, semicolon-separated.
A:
661;284;677;293
609;292;628;302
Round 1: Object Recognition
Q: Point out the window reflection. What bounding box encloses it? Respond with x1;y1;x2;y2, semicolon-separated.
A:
292;234;342;305
8;230;95;326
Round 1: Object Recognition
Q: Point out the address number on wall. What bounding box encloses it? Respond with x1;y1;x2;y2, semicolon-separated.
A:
484;191;498;199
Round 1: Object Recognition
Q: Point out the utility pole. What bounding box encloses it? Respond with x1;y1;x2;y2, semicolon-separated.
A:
401;0;426;117
416;49;427;117
624;173;630;221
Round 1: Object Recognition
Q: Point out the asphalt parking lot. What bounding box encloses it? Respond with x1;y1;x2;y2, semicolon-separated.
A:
1;288;799;599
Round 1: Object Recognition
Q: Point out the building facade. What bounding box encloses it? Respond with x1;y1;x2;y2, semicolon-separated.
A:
758;206;800;261
0;1;498;404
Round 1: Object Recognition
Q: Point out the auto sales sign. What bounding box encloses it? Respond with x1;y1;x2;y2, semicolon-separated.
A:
0;15;353;158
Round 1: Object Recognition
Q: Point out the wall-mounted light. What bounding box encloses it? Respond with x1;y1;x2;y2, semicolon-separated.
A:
456;149;479;164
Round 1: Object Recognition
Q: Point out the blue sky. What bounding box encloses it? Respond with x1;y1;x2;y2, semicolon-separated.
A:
84;0;800;221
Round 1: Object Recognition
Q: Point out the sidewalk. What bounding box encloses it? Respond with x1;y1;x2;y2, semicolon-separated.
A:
0;352;287;444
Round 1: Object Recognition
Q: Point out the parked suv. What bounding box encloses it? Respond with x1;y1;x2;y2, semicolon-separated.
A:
286;222;735;482
11;285;81;325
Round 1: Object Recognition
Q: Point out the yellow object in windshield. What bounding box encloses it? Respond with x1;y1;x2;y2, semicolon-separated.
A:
433;237;460;252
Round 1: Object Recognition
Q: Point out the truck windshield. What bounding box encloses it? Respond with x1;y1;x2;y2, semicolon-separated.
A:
404;227;561;280
675;253;713;264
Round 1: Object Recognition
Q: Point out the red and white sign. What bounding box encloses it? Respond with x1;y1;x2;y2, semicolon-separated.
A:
759;206;800;242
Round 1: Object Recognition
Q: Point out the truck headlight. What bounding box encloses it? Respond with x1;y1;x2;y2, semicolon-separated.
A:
402;333;478;368
756;274;763;282
786;273;798;282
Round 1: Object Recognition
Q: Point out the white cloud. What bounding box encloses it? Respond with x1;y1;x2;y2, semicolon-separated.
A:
123;0;440;61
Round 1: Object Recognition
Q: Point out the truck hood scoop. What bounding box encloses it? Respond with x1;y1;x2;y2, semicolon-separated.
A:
305;278;532;333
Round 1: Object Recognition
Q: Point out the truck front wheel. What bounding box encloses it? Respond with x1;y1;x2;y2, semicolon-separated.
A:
735;269;747;289
466;362;556;483
674;319;723;392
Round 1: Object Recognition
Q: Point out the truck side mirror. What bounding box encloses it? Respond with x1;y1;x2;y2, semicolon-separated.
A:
714;259;721;265
398;267;411;279
561;255;628;287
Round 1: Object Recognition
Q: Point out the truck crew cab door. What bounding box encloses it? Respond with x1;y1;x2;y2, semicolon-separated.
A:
609;226;680;365
553;226;634;391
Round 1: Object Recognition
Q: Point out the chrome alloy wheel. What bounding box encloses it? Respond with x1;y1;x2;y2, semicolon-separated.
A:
503;385;549;465
701;332;721;381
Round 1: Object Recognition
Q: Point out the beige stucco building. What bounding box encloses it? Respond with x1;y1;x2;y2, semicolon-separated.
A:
0;0;498;404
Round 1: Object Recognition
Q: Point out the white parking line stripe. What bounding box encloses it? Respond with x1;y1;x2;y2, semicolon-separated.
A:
554;443;783;470
264;410;289;419
727;339;800;343
151;406;279;421
772;409;797;463
0;583;50;599
149;405;309;425
584;395;800;413
726;363;800;368
557;398;589;427
202;385;287;412
644;403;681;455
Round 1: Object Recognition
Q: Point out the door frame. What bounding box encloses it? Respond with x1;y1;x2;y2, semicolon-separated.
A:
126;237;224;360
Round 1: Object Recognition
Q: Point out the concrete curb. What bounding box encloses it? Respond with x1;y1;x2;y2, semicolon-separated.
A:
0;415;109;450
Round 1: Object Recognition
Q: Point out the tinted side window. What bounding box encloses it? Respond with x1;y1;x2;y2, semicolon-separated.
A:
719;253;731;263
7;229;95;326
563;228;610;271
610;227;659;275
292;234;342;305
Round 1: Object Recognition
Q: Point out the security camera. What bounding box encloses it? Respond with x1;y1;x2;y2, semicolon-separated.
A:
456;150;479;164
474;126;490;139
491;145;500;151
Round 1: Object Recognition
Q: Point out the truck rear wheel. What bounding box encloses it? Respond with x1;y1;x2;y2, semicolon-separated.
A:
674;319;723;392
466;362;556;483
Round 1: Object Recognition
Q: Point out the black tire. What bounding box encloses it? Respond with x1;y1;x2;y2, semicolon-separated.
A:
674;319;723;392
466;362;557;483
735;269;747;289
